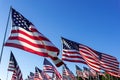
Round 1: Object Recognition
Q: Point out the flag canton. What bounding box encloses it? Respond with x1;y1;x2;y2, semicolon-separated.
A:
35;67;42;73
83;67;89;71
10;52;17;68
30;72;34;77
44;58;53;66
76;65;82;71
62;37;79;50
12;9;32;31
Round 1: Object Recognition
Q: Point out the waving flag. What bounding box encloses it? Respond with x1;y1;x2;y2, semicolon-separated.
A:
27;72;34;80
43;58;54;73
8;52;23;80
75;65;83;77
35;67;52;80
98;52;119;77
5;8;63;67
43;58;62;80
61;37;119;77
34;67;43;80
11;71;17;80
61;37;86;64
61;37;101;72
83;67;89;79
63;65;76;80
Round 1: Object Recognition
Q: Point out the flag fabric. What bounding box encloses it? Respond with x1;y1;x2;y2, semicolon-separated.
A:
79;44;101;72
61;37;101;72
63;65;76;80
35;67;52;80
89;69;97;77
43;58;62;80
98;52;119;77
34;67;43;80
61;37;119;77
43;58;54;73
28;72;34;80
5;8;63;67
43;72;52;80
61;37;86;64
62;66;69;80
83;67;89;79
8;52;23;80
11;71;17;80
75;65;83;77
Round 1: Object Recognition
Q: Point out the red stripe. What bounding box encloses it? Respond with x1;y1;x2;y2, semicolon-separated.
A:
11;29;50;41
101;63;118;69
62;58;86;64
8;36;59;52
80;51;100;65
100;53;119;76
5;43;48;57
80;50;99;62
80;50;101;72
62;54;84;59
63;50;80;54
55;61;64;67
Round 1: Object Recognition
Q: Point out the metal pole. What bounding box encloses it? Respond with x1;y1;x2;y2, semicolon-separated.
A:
0;6;12;64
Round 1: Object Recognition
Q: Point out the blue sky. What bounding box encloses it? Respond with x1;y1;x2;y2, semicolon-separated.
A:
0;0;120;79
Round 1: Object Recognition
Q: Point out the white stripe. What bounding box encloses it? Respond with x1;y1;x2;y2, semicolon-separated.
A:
52;58;63;65
87;64;100;72
63;52;82;57
10;32;55;47
12;26;43;37
62;56;85;61
80;45;98;58
6;40;48;52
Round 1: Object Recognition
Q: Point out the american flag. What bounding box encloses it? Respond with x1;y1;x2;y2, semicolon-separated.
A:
98;52;119;77
83;67;89;79
43;72;52;80
43;58;62;80
11;71;17;80
61;37;86;64
43;58;54;73
8;52;23;80
35;67;52;80
62;66;69;80
27;72;34;80
62;37;120;76
75;65;83;77
63;65;76;80
61;37;101;72
34;67;43;80
5;8;63;67
79;44;101;72
89;69;97;77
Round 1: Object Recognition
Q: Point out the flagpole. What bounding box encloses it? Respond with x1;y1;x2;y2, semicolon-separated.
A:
0;6;12;64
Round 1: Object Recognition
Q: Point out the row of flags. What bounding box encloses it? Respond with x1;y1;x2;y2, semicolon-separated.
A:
8;51;119;80
8;51;105;80
8;52;61;80
2;7;120;79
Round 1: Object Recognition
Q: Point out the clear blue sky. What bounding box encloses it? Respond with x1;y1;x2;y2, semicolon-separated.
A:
0;0;120;79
